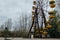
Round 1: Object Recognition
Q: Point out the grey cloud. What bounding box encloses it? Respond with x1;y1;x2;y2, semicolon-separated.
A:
0;0;33;26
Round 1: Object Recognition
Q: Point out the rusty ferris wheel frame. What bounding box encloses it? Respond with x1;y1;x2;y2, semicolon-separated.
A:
28;0;50;38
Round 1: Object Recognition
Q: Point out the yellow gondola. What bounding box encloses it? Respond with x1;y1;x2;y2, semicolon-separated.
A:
46;20;50;23
32;17;34;20
32;6;36;10
36;29;40;33
50;0;55;1
48;11;55;14
33;1;36;5
46;25;52;29
49;15;55;18
35;29;39;32
43;28;48;30
40;30;43;33
50;4;55;8
32;15;34;18
32;15;34;20
49;0;55;4
42;31;48;35
36;30;39;32
32;11;35;15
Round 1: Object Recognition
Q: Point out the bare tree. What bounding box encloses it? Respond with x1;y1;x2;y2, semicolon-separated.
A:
4;18;12;31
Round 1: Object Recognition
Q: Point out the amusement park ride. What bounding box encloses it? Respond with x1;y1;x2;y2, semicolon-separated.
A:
29;0;58;38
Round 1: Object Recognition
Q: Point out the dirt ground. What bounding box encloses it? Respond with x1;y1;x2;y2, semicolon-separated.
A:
0;38;60;40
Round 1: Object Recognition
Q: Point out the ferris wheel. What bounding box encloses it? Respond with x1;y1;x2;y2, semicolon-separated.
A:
29;0;56;38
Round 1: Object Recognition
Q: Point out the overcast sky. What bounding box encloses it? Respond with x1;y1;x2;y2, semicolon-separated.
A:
0;0;33;25
0;0;58;29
